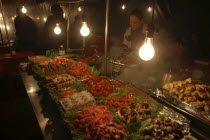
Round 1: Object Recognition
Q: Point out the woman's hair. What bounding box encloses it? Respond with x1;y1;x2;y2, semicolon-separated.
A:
130;9;143;20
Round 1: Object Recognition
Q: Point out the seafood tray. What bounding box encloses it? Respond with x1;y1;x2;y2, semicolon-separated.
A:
154;88;210;126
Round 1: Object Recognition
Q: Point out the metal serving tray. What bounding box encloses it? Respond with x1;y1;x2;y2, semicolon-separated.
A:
153;88;210;126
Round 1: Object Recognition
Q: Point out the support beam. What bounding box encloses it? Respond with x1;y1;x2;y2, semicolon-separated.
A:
0;0;10;49
104;0;109;75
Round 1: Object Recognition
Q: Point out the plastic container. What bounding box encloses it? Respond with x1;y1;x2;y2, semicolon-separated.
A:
58;45;65;56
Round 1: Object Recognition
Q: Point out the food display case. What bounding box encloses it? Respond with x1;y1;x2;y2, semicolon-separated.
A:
18;54;210;140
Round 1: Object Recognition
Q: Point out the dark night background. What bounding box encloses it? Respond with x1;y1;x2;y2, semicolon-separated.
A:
108;0;210;59
169;0;210;59
1;0;210;58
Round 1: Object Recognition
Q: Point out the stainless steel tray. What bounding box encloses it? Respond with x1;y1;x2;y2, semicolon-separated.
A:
108;58;142;68
153;88;210;125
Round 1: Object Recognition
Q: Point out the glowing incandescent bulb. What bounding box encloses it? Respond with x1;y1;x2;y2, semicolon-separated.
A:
21;6;27;13
139;37;155;61
80;22;90;37
78;7;82;12
54;24;61;35
148;7;152;12
122;4;126;10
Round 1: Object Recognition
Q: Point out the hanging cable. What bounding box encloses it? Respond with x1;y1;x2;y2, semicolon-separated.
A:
152;0;155;29
138;0;155;61
80;0;90;49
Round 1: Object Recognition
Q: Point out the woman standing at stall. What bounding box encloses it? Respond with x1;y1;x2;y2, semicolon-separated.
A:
123;9;147;53
101;9;148;75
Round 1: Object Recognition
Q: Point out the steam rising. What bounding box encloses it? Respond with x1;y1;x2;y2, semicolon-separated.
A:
105;29;192;91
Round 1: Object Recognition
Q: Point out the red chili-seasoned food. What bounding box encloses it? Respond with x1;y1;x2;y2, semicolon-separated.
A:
85;122;127;140
73;106;127;140
82;76;117;97
109;79;127;88
82;76;103;86
51;58;74;67
58;89;77;98
105;94;136;111
73;106;114;131
69;62;91;80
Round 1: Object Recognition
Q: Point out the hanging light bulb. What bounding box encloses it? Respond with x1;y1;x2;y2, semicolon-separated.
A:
21;6;27;14
78;7;82;12
121;4;126;10
43;17;47;22
80;22;90;37
148;7;152;12
54;24;61;35
6;26;10;30
139;37;155;61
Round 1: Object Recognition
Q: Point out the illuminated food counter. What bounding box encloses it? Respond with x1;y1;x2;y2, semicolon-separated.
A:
19;55;210;140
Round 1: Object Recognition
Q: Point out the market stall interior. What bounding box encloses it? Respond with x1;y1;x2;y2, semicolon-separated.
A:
0;0;210;140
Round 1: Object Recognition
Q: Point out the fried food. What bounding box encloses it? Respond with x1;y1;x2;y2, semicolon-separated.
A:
163;78;210;115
